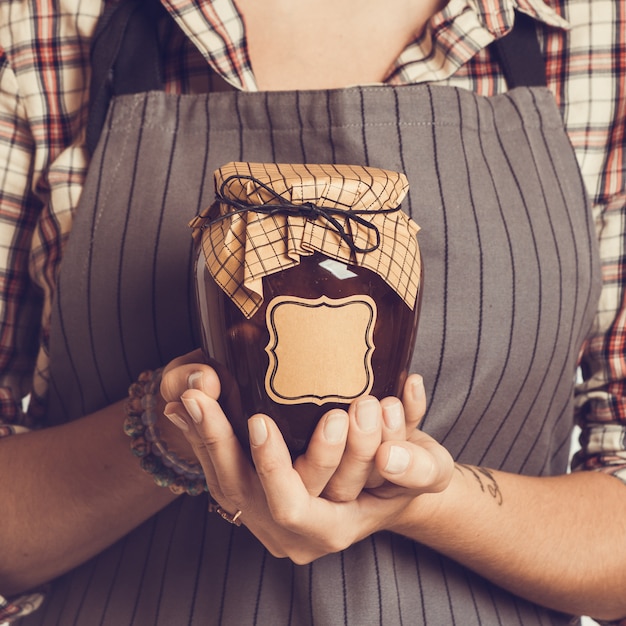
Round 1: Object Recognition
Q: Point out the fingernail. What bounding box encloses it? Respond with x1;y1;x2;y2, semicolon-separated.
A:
383;401;403;431
163;410;189;432
323;412;347;443
187;371;203;390
249;416;268;446
385;445;410;474
181;396;203;424
411;376;424;402
355;397;379;433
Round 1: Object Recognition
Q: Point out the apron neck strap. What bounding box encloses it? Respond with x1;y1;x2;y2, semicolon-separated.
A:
86;0;164;154
490;12;547;89
85;5;546;154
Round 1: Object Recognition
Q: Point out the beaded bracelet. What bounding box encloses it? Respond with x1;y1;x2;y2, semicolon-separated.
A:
123;368;208;497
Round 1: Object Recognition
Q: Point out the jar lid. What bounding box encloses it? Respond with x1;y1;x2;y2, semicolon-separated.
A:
190;162;421;318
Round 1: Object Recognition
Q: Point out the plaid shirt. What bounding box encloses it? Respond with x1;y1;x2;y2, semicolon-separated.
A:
0;0;624;622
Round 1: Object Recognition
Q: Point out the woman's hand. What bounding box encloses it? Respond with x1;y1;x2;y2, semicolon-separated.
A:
296;375;452;502
161;357;454;563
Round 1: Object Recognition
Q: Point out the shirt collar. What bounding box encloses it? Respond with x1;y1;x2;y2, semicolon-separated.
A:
387;0;569;85
469;0;570;36
162;0;257;91
161;0;569;91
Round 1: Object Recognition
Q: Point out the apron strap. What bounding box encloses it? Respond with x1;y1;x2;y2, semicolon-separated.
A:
85;5;546;154
86;0;164;154
490;12;547;89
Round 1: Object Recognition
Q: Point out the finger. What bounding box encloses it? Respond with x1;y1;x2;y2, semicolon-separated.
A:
160;357;221;403
161;396;228;507
363;375;426;489
402;374;427;436
170;398;303;556
178;389;257;514
294;410;349;496
248;415;320;525
363;397;406;489
322;396;382;502
248;415;392;560
380;397;405;441
376;439;454;494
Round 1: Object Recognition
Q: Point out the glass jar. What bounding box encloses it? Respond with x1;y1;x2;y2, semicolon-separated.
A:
191;162;422;457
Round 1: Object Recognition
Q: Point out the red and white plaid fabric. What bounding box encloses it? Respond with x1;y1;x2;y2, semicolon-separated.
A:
0;0;624;622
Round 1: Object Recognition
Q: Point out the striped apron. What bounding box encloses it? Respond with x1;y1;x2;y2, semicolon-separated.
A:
21;3;601;624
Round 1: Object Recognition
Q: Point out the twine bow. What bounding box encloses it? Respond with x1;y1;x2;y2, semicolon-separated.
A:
211;174;401;255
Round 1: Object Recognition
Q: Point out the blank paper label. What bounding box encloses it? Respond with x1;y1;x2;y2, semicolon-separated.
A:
264;295;377;405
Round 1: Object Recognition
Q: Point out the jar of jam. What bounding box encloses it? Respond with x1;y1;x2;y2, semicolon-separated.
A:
190;162;422;458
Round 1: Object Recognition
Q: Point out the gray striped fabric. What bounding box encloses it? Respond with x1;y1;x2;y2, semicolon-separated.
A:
25;84;599;625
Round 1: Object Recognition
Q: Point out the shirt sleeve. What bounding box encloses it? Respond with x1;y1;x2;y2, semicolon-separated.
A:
0;46;44;425
0;43;50;622
573;192;626;485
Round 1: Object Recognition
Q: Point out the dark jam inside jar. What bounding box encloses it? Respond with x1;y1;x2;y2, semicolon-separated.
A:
195;250;420;458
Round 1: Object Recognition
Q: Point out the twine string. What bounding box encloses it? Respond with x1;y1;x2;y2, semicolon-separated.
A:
207;173;400;255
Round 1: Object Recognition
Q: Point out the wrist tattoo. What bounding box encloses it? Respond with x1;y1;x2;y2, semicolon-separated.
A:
456;464;503;505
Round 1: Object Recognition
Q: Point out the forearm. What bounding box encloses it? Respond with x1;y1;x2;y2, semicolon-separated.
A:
389;466;626;620
0;399;180;595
